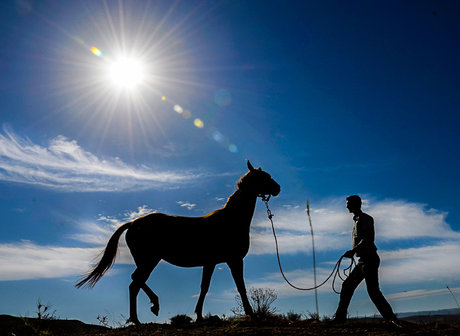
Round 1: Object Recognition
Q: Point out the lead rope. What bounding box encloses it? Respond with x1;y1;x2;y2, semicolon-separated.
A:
261;197;356;294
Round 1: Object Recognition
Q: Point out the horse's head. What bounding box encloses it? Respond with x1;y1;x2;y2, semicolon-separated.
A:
237;161;280;198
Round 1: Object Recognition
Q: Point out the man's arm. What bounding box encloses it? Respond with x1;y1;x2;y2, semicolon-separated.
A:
343;238;368;258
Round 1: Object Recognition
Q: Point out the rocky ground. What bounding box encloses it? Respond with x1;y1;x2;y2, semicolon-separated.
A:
2;314;459;336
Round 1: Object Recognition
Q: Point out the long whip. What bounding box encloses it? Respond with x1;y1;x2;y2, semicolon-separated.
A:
307;200;319;317
447;285;460;309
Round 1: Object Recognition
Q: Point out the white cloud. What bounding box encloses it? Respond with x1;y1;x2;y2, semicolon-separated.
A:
240;265;350;298
177;201;197;210
0;240;133;281
243;240;460;301
0;127;202;192
0;206;156;281
66;220;115;246
371;200;457;240
244;241;460;300
2;197;460;289
68;205;155;245
124;205;154;220
249;197;460;255
243;198;460;301
379;242;460;284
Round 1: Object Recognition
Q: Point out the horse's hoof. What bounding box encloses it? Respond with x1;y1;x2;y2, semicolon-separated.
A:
151;305;159;316
205;315;222;323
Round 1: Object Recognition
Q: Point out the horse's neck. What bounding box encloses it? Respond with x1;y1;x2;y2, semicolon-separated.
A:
224;189;257;219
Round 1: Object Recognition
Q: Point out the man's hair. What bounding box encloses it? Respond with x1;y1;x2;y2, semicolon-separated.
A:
346;195;362;208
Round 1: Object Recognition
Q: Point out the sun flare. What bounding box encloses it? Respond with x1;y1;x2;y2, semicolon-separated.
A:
106;56;145;90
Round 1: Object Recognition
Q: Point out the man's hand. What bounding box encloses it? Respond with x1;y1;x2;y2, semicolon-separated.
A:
343;249;355;258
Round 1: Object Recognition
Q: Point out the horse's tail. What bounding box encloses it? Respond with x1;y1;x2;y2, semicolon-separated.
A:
75;222;131;289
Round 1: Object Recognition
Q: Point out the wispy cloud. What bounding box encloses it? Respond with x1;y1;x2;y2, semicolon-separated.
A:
387;287;460;301
68;205;155;245
0;126;202;192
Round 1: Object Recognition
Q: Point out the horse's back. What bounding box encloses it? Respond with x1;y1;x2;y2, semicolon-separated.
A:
125;211;249;267
126;213;217;254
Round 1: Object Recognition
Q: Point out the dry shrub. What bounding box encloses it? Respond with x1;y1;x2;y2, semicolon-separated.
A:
232;287;277;319
169;314;193;327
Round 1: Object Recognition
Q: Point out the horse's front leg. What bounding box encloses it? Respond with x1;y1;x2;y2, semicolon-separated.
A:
228;259;254;317
195;264;216;321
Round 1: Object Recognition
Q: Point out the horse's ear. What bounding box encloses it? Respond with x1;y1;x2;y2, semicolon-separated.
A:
247;160;255;172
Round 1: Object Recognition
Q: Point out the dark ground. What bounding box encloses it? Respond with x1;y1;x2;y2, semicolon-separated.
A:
2;314;460;336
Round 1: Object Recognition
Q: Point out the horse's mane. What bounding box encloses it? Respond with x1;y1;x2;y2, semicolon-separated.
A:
236;171;252;190
222;171;253;209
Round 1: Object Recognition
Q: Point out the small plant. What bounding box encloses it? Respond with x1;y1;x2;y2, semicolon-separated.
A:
96;313;129;328
306;311;320;321
321;315;332;322
96;314;110;328
286;311;303;323
169;314;193;327
232;287;278;319
21;299;58;335
35;299;57;321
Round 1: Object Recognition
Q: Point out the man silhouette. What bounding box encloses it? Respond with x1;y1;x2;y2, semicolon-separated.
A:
334;195;398;324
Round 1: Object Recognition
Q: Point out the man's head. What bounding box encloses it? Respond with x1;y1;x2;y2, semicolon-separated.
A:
346;195;362;213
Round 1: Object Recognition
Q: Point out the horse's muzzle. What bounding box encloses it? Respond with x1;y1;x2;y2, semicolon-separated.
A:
271;182;281;197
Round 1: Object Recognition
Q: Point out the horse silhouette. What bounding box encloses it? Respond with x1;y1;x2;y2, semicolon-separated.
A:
76;161;280;325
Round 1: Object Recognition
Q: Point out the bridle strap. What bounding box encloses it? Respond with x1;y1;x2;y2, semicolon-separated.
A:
259;194;271;202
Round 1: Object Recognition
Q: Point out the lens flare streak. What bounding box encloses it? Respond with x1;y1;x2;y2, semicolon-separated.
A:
161;96;238;153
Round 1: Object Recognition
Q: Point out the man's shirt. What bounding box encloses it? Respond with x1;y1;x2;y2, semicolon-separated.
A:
352;212;377;257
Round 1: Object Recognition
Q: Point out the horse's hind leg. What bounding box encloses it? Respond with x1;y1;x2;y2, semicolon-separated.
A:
129;259;159;324
194;264;216;321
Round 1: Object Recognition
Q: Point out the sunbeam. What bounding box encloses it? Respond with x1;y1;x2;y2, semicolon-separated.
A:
28;0;242;157
106;55;146;90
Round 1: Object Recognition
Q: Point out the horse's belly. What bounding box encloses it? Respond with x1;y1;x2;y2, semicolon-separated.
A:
159;242;226;266
160;240;249;268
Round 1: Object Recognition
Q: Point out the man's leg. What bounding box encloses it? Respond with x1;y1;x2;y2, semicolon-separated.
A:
335;263;365;321
362;256;397;320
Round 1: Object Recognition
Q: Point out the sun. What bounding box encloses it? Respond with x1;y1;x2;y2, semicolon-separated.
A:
106;56;146;90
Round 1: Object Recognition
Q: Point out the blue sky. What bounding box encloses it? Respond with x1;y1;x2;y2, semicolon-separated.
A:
1;0;460;324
